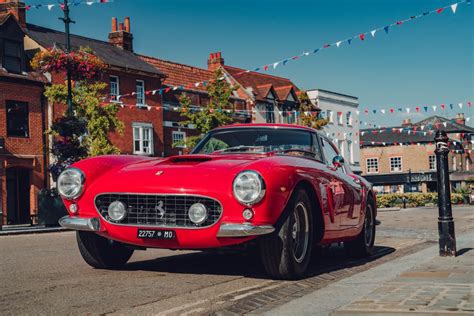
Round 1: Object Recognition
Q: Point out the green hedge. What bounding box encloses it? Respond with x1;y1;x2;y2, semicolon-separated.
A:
377;192;464;208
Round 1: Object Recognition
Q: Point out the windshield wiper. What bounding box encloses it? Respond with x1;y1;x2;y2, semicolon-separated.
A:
212;145;264;154
271;149;316;157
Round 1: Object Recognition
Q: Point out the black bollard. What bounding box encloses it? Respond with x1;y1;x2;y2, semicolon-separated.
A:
434;130;456;257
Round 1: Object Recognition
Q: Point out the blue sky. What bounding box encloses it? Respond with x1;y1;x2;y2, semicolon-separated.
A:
26;0;473;127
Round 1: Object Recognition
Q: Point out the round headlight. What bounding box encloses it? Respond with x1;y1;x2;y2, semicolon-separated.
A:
188;203;208;225
108;200;127;221
57;168;85;200
233;171;265;205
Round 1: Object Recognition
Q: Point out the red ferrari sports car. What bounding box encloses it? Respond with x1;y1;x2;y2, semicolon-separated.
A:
59;124;376;279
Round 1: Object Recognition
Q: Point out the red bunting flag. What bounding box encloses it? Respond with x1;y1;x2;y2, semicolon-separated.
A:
441;104;445;110
359;34;365;41
415;107;420;112
263;65;269;71
437;8;444;14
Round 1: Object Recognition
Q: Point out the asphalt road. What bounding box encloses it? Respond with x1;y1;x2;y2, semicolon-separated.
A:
1;205;473;315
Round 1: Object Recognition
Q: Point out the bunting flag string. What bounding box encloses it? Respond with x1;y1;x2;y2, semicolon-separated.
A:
359;101;472;116
0;0;113;12
358;140;472;153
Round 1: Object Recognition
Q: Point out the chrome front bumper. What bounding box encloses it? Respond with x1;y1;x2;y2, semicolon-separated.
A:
217;223;275;237
59;216;101;232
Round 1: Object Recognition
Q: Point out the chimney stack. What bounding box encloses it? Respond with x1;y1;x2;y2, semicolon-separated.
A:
108;17;134;52
402;118;412;127
0;0;26;28
455;113;465;125
208;51;225;71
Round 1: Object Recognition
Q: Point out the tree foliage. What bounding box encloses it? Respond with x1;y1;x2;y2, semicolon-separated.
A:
177;68;234;148
298;91;328;130
32;47;123;180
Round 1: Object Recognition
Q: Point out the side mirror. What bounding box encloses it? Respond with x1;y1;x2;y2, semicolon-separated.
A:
332;155;345;168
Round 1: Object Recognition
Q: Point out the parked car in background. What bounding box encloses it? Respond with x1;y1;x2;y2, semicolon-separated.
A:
58;124;377;279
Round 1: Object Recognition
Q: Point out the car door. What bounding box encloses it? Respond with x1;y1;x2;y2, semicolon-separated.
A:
320;137;357;228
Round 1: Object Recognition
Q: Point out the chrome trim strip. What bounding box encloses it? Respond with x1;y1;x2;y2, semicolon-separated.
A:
217;223;275;237
93;193;223;230
59;216;101;232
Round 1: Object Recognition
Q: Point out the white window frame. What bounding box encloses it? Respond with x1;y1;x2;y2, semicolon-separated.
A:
110;75;120;102
390;156;402;173
136;80;145;106
337;112;343;125
366;158;379;174
172;131;186;148
347;140;354;164
132;122;153;155
327;110;333;123
429;155;436;170
346;112;352;126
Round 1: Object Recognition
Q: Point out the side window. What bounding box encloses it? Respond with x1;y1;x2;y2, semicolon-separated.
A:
321;138;339;165
312;134;323;162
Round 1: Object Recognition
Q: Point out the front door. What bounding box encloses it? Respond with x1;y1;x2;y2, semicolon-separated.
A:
6;168;30;225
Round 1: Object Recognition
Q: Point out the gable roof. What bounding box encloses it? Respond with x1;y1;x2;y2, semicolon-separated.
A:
0;13;10;25
222;65;300;102
412;116;474;133
25;23;164;77
138;55;212;92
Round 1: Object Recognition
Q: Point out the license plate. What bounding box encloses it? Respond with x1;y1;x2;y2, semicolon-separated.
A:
137;229;175;239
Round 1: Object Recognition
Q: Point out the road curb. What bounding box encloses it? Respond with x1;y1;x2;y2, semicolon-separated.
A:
0;227;70;236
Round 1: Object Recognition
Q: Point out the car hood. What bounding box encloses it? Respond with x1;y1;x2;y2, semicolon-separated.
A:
88;154;267;194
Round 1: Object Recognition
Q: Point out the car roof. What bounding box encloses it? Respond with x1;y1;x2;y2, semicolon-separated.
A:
213;123;317;133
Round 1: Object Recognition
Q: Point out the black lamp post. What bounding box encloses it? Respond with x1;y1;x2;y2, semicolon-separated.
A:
59;0;75;115
434;130;456;256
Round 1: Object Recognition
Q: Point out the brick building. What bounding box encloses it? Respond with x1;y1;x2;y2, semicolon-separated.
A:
0;10;48;225
23;17;167;157
138;55;248;156
206;52;302;124
360;115;474;193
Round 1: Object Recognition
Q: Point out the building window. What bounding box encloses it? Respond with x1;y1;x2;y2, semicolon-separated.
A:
347;140;353;164
132;123;153;155
366;158;379;173
326;110;333;123
346;112;352;126
452;156;457;171
429;155;436;170
136;80;145;106
6;100;29;137
337;112;343;125
110;76;119;101
172;131;186;148
3;40;22;73
390;157;402;172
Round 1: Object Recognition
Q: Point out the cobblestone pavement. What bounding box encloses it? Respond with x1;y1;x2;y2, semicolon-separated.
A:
333;240;474;315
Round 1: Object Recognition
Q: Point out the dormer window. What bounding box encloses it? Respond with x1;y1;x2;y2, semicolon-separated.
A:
2;39;22;73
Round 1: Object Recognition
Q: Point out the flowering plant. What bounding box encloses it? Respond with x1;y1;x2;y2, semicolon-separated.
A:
31;47;106;81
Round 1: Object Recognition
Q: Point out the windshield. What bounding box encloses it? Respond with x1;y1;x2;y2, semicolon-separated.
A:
192;128;318;156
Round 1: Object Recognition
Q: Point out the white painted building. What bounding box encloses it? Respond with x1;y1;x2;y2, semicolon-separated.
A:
307;89;361;173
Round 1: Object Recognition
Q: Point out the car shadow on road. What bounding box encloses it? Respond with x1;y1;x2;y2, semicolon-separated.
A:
122;244;396;280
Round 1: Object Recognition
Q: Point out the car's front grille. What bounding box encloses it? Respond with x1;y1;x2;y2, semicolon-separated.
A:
95;194;222;228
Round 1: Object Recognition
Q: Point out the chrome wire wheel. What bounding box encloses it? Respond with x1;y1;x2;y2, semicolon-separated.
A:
291;202;310;263
364;204;374;247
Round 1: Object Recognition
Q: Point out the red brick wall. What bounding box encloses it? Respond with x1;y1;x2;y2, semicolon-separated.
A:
0;79;46;223
50;70;165;157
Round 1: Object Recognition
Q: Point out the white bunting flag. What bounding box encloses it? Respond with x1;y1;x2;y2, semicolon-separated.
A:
47;4;54;10
420;125;425;130
356;110;360;115
371;141;375;145
147;106;151;111
151;90;157;95
381;109;385;114
382;142;386;146
451;3;458;13
406;108;411;113
361;131;366;136
458;103;463;109
371;30;377;37
467;117;471;122
443;122;448;127
172;86;178;91
303;52;310;56
273;62;279;69
194;82;200;87
86;1;94;5
336;41;342;47
432;105;437;111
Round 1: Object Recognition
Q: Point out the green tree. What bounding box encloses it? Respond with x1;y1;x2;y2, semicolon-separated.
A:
177;68;234;148
298;91;328;130
32;47;123;179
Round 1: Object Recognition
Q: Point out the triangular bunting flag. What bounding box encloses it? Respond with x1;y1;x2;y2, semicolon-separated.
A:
336;41;342;47
359;34;365;41
384;26;390;34
371;30;376;37
451;3;458;13
437;8;444;14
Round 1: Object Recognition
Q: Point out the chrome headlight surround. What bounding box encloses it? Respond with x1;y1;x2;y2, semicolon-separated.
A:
57;167;85;200
233;170;266;205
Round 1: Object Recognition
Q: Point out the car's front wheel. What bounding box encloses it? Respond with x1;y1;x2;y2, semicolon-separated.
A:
259;189;313;279
76;231;134;269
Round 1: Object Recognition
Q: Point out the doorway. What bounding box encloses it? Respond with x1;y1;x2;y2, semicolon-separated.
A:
6;167;31;225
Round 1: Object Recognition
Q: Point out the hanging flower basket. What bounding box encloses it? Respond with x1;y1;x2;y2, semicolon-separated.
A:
31;47;106;81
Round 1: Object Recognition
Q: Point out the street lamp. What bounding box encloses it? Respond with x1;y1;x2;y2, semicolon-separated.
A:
59;0;75;115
